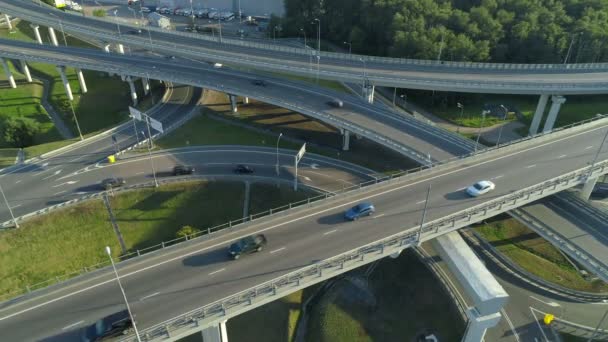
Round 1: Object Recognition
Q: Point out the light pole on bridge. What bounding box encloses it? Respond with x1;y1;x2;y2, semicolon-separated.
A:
475;110;490;154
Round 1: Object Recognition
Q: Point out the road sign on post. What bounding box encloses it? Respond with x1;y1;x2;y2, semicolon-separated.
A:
128;106;142;121
148;116;164;133
294;143;306;191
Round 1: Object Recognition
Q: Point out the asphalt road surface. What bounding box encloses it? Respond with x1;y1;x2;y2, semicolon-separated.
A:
0;115;606;341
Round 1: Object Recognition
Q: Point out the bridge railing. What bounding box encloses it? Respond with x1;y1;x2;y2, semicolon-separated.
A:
7;1;608;73
120;159;608;342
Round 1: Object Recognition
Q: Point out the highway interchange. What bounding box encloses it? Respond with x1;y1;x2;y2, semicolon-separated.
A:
0;2;601;340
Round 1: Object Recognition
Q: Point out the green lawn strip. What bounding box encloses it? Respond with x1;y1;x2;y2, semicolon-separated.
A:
0;148;19;168
248;182;315;216
307;251;465;342
421;93;607;128
0;181;246;300
158;91;416;173
475;217;608;292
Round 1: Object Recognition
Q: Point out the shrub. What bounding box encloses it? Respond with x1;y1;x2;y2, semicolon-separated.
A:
93;9;106;17
2;117;41;147
176;225;200;239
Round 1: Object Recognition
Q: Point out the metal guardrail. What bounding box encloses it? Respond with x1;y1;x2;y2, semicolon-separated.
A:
118;159;608;341
8;1;608;73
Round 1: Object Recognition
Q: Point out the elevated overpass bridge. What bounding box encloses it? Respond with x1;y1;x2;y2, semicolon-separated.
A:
0;38;608;341
1;0;608;95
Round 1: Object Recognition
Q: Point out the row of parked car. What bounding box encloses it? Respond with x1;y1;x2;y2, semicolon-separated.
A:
156;7;236;20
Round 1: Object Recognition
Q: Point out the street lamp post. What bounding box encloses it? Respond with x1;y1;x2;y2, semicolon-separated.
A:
392;88;397;106
238;0;242;24
275;133;283;175
564;33;580;64
0;181;18;228
589;126;608;178
68;100;84;140
313;18;320;53
273;26;278;42
48;13;68;46
456;102;464;133
113;10;122;37
343;41;352;55
143;114;159;187
475;110;489;153
315;54;320;84
105;246;142;342
496;105;508;147
300;28;307;48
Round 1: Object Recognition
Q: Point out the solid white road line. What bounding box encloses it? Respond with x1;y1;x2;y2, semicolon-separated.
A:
53;191;67;196
208;268;225;276
491;175;504;180
139;292;160;301
269;247;286;254
373;214;385;219
585;145;594;150
1;123;605;322
62;320;84;331
529;307;550;342
323;229;337;236
525;164;537;168
558;154;567;159
416;200;426;204
10;204;21;209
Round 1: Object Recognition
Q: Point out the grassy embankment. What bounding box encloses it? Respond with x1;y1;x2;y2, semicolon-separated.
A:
0;181;311;301
476;215;608;292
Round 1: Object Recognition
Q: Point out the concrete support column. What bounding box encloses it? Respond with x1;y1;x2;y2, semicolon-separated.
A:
201;320;228;342
76;69;87;94
1;58;16;89
462;308;502;342
579;176;599;201
341;129;350;151
116;43;125;54
529;94;549;136
243;96;249;104
142;77;150;95
102;44;111;53
4;14;12;30
229;94;238;113
56;66;73;101
20;60;32;83
31;24;43;44
48;27;59;46
126;76;138;106
363;84;375;104
542;95;566;133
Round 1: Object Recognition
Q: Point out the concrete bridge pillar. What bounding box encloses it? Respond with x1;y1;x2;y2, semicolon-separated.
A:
76;69;87;93
56;66;74;101
4;14;12;30
48;27;59;46
1;58;17;89
31;24;43;45
341;129;350;151
126;76;138;106
142;77;150;95
20;60;32;83
542;96;566;133
116;43;125;54
363;83;375;104
102;44;111;53
201;320;228;342
229;94;238;113
579;176;599;201
243;96;249;104
463;309;502;342
529;94;549;136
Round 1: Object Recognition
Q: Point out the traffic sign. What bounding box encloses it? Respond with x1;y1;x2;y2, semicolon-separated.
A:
296;143;306;163
148;117;164;133
129;106;142;121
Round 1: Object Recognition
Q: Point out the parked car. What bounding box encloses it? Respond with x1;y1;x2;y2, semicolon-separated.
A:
328;98;343;108
228;234;267;260
465;180;496;197
173;165;195;176
344;202;375;221
101;177;126;190
80;310;134;341
234;164;254;174
252;79;267;86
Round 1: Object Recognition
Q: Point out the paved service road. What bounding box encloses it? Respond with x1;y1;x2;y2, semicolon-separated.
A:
1;116;606;341
0;83;202;223
1;0;607;93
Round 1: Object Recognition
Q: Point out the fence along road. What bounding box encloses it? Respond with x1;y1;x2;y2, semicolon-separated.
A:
0;109;606;341
1;0;608;94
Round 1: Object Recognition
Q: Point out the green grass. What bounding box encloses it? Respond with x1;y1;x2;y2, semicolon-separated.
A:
307;251;465;342
0;149;19;169
475;216;608;292
159;91;417;173
425;93;608;128
248;182;314;215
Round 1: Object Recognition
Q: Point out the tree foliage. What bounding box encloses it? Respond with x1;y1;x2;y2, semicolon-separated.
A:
283;0;608;63
176;225;200;239
92;9;106;17
2;117;41;148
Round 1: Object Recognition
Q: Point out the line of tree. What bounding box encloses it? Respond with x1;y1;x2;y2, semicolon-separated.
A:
277;0;608;63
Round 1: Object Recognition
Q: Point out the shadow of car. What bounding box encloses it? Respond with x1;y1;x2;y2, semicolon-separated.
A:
80;310;134;342
101;177;126;190
173;165;195;176
234;164;254;174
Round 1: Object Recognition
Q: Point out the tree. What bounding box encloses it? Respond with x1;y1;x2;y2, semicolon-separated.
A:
92;9;106;17
2;117;40;148
176;225;200;239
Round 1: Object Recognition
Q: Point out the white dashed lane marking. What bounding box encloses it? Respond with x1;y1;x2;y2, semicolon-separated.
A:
270;247;286;254
62;320;83;331
323;229;337;236
525;164;537;169
208;268;225;276
139;292;160;301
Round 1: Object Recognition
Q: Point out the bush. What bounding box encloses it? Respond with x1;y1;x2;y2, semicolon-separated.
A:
2;117;41;148
92;9;106;17
176;225;200;239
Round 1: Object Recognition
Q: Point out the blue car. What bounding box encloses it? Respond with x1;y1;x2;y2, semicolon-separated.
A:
344;202;375;221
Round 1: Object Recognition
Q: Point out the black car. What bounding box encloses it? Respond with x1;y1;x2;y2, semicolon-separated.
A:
228;234;267;260
173;165;195;176
166;55;176;60
327;98;343;108
252;79;267;86
127;29;142;35
101;177;126;190
234;164;254;174
80;310;134;341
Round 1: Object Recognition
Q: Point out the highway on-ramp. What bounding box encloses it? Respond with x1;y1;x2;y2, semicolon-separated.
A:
0;114;606;341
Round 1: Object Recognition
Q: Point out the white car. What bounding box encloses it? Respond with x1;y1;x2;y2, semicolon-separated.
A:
213;63;223;68
466;180;495;197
